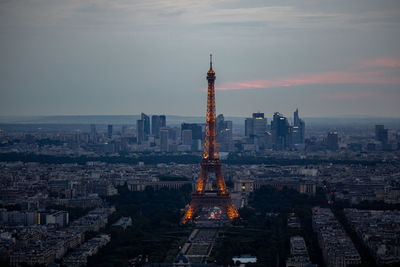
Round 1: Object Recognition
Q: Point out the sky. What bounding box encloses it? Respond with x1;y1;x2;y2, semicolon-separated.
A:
0;0;400;118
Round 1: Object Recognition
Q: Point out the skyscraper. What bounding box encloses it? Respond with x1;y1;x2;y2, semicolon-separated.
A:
271;112;292;150
160;129;169;152
107;125;113;139
141;113;150;140
245;113;267;137
182;130;193;146
245;118;254;137
90;124;97;143
151;115;167;138
168;127;179;142
252;112;267;136
160;115;166;128
181;123;202;141
136;119;144;144
151;115;160;138
293;108;300;126
217;114;225;131
217;114;233;152
293;108;305;144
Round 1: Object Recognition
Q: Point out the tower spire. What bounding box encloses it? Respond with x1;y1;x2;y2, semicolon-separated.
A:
210;54;212;69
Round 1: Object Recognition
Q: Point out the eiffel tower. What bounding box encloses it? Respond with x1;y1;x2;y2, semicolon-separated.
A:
182;55;239;224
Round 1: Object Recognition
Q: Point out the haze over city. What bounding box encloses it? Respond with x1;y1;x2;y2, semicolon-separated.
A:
1;0;400;117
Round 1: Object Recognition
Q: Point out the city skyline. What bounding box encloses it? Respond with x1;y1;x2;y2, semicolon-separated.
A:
1;0;400;117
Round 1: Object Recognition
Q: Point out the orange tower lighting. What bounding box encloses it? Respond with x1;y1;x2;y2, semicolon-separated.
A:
182;55;239;224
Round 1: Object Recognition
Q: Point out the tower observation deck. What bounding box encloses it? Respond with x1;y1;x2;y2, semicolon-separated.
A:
182;55;239;224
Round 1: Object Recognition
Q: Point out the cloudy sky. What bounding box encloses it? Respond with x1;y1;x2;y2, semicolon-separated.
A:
1;0;399;117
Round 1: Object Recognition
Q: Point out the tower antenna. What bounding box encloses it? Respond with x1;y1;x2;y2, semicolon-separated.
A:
210;54;212;69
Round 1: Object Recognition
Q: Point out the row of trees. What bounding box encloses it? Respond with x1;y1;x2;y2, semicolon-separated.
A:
0;152;381;166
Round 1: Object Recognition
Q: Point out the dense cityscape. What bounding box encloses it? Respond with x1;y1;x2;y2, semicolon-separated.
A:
0;110;399;266
1;1;400;266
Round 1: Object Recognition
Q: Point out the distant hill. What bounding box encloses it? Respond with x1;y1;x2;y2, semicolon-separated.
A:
0;115;240;126
0;115;400;129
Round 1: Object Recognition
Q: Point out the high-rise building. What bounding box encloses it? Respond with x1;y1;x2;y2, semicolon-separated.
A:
217;114;225;131
168;127;179;142
151;114;167;138
327;132;339;151
151;115;160;138
245;118;254;137
293;108;305;144
90;124;97;143
160;115;166;128
271;112;292;150
181;123;202;141
107;125;113;139
375;125;388;144
160;129;169;152
141;113;150;140
217;114;233;152
245;113;267;137
182;129;193;146
292;126;301;145
252;113;267;136
136;119;144;144
245;109;305;150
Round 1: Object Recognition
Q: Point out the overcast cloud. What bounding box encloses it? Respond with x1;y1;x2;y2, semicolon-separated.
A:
0;0;399;117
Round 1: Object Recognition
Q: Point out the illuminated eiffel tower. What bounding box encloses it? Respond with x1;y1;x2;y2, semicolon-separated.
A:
182;55;239;224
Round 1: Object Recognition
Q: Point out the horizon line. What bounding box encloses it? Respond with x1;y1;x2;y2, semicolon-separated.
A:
1;114;400;119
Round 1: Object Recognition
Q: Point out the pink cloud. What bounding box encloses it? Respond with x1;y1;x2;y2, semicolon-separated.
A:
217;70;400;91
362;57;400;68
320;91;378;101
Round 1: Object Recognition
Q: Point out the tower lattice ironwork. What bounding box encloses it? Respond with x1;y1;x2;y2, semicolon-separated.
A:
182;55;239;224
